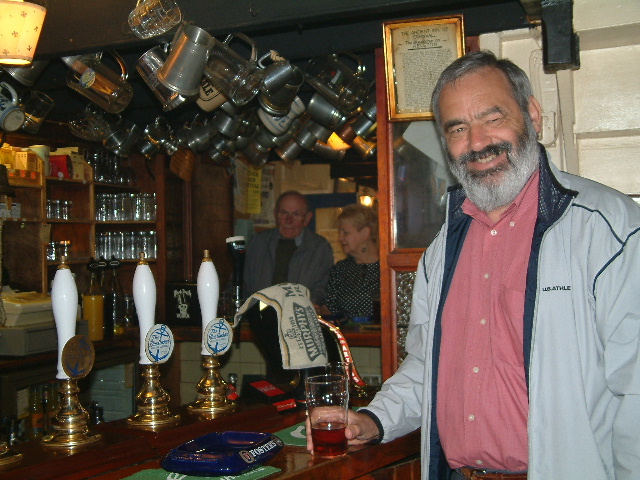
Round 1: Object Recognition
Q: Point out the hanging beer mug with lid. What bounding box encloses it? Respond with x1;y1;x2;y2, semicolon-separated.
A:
304;52;371;115
62;52;134;114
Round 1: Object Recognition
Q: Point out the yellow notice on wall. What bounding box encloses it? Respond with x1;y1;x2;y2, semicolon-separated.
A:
246;165;262;214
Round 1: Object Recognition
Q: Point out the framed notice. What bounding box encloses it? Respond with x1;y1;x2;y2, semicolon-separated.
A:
383;15;465;121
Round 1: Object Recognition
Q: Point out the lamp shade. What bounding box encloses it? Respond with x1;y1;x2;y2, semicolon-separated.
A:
0;0;46;66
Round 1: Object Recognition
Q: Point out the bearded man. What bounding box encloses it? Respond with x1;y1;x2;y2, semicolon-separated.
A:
307;50;640;480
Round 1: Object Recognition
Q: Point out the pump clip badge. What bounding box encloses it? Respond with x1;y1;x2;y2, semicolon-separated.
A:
145;323;174;363
204;317;233;355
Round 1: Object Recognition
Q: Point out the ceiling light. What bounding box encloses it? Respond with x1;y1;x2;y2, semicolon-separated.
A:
0;0;47;66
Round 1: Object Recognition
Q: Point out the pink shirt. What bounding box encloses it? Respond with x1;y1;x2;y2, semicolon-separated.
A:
437;170;539;471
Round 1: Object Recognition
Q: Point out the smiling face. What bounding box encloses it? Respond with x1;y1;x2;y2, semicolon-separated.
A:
438;66;542;213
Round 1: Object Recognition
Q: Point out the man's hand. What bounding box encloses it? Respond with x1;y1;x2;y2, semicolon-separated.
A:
306;410;380;453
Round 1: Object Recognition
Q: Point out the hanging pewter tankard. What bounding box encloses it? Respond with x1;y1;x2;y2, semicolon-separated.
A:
157;23;215;97
3;60;50;87
136;44;197;112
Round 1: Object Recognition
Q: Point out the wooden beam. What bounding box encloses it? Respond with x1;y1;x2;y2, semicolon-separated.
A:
541;0;580;71
32;0;529;60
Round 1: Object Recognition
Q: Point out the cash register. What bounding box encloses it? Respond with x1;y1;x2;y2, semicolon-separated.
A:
1;291;53;327
0;291;56;356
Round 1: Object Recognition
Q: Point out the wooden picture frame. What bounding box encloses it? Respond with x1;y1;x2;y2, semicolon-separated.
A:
383;15;465;121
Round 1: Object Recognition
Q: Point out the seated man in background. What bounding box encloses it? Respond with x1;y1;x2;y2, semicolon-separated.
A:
242;190;335;388
243;190;334;305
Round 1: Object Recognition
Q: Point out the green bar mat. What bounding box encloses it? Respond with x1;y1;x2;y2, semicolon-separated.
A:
122;465;281;480
275;421;307;447
275;407;363;447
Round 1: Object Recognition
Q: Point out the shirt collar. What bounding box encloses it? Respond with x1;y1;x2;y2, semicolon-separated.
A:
280;229;304;247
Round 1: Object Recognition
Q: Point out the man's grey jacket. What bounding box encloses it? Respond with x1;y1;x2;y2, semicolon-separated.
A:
243;226;334;305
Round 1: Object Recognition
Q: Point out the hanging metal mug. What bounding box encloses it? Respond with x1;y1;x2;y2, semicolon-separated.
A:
103;119;142;156
204;134;235;166
157;23;215;96
210;110;241;139
176;114;216;154
136;44;197;112
3;60;50;87
258;63;303;117
62;52;134;114
258;52;297;95
306;93;351;131
304;52;371;114
204;33;263;107
138;116;177;158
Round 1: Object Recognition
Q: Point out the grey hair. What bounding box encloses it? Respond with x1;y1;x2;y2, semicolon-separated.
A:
431;50;534;135
275;190;309;212
337;203;378;244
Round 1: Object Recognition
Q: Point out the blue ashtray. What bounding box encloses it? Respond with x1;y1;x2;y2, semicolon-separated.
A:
161;431;284;477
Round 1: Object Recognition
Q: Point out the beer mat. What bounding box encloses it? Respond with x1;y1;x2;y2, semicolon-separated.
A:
122;465;280;480
275;421;308;447
275;407;365;447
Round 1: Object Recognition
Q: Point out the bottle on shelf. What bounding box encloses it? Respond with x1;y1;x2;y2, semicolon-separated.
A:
104;256;125;337
28;385;44;440
41;382;50;435
83;258;105;342
47;380;60;434
88;401;105;425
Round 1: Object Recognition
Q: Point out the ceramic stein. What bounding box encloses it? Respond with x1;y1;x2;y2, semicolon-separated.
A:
0;82;26;132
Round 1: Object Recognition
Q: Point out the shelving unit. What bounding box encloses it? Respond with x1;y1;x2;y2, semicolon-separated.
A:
2;151;166;319
1;172;45;293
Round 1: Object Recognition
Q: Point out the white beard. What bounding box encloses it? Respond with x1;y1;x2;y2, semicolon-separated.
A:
447;120;539;213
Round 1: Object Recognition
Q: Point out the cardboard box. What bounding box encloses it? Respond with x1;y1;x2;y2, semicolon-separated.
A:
49;154;72;178
69;153;91;181
0;202;21;218
0;147;13;168
13;151;39;171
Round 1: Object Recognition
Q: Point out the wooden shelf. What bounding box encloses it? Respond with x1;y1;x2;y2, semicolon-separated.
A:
0;217;41;223
44;176;90;184
95;220;156;225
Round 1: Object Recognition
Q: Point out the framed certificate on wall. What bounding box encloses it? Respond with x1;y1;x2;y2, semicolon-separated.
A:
383;15;465;121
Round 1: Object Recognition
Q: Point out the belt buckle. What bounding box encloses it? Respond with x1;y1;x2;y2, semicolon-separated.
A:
459;467;526;480
459;467;487;479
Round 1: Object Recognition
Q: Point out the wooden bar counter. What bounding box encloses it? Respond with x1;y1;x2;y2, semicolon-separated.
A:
0;403;420;480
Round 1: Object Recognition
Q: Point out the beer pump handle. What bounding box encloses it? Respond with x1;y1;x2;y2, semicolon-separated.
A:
197;250;220;355
133;252;156;365
51;256;78;380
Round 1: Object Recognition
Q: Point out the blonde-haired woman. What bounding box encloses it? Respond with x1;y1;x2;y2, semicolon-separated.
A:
317;203;380;319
